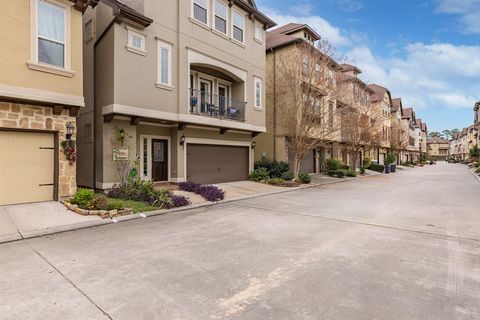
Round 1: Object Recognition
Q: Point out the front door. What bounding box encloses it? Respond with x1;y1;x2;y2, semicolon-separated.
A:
152;139;168;182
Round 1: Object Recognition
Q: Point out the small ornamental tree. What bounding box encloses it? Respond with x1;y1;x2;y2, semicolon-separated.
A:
470;145;479;161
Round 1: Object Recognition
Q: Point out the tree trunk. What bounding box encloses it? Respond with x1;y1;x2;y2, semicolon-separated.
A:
293;155;301;180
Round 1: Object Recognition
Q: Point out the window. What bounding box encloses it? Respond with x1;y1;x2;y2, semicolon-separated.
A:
157;40;172;87
127;27;146;55
328;102;334;128
255;25;264;42
303;55;308;74
232;11;244;43
84;19;93;42
143;138;148;177
254;77;262;109
85;123;93;143
215;1;227;33
193;0;208;24
315;64;322;80
37;0;66;68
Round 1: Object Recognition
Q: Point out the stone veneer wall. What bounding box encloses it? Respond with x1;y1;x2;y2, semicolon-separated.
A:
0;102;77;197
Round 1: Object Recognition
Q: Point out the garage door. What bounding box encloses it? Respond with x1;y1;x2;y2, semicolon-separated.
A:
288;149;315;173
187;144;249;184
0;131;55;205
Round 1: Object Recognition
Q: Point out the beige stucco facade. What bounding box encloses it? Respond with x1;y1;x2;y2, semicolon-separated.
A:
427;139;449;161
0;0;84;202
79;0;274;188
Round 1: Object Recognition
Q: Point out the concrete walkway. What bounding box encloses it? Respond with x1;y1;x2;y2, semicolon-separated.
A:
0;202;108;242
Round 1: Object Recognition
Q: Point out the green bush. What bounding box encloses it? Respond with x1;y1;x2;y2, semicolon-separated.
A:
281;170;294;181
107;199;124;210
385;153;396;165
266;178;286;186
71;188;95;209
249;167;269;181
326;159;342;171
336;169;346;178
254;158;289;178
345;169;357;177
368;163;385;173
360;167;366;174
475;166;480;173
154;189;174;208
363;157;372;168
297;172;311;184
340;164;351;170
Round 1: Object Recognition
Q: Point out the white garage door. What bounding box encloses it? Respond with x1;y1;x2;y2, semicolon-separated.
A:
0;131;55;205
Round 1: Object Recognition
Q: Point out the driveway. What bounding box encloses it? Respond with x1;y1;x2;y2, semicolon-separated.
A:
1;162;479;319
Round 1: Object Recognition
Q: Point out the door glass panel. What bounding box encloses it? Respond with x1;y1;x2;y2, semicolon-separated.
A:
153;142;164;162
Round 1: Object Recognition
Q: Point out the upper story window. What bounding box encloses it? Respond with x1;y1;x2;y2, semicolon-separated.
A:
37;0;66;68
126;27;146;55
157;40;172;88
193;0;208;24
255;24;264;42
315;63;322;80
303;55;309;74
232;11;244;43
254;77;262;109
214;0;227;34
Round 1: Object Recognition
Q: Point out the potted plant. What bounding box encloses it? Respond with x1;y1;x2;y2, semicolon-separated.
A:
386;153;397;173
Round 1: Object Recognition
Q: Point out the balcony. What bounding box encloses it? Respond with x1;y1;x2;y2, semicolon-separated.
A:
189;88;245;122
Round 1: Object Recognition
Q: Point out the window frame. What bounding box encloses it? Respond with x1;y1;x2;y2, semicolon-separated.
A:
231;9;245;44
157;39;173;89
254;76;262;109
254;23;264;43
214;0;228;34
192;0;209;25
126;26;147;56
29;0;72;75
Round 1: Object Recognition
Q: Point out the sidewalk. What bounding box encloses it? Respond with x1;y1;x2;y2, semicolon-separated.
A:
0;175;357;244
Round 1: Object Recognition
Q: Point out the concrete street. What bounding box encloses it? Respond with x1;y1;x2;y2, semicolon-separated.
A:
1;162;479;320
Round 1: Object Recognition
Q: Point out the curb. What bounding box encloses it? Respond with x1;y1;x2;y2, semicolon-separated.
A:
0;176;362;244
471;171;480;184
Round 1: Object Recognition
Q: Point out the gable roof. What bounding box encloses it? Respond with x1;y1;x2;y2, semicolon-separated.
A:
368;84;392;104
421;122;427;131
402;108;413;120
266;31;298;50
392;98;402;112
271;23;321;40
231;0;276;28
340;63;362;74
427;138;449;144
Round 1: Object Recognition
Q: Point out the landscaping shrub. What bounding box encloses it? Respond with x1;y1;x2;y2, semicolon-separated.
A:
386;153;396;165
360;167;366;175
328;169;346;178
197;185;225;202
345;169;357;177
368;163;385;173
107;178;160;204
171;195;191;207
107;199;124;210
154;189;174;208
340;164;351;170
249;167;269;181
475;166;480;174
178;181;200;192
297;172;311;184
254;158;289;178
363;157;372;168
281;170;294;181
326;159;342;171
93;194;108;210
266;178;286;186
70;188;95;209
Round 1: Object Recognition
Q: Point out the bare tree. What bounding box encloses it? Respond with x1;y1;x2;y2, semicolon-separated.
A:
340;103;382;170
273;40;343;178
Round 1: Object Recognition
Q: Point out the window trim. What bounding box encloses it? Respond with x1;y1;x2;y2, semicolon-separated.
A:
126;26;147;56
254;76;262;110
156;38;173;89
28;0;73;76
231;9;245;44
254;23;264;43
192;0;209;25
213;0;228;34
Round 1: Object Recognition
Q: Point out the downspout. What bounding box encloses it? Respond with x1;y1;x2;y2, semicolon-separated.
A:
92;13;119;190
271;48;276;161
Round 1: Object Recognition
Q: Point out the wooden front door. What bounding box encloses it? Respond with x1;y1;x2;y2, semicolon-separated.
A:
152;139;168;182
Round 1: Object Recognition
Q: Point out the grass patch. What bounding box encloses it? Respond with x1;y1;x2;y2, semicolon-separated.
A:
107;198;159;213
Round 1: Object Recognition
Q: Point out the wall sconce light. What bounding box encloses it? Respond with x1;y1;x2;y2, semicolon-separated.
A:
180;135;186;146
66;122;74;141
251;141;256;149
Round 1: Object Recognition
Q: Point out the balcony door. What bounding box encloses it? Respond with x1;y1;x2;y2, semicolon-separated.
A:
200;79;212;113
218;84;229;111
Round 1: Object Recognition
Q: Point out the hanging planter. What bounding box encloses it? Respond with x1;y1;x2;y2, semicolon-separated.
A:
61;140;77;165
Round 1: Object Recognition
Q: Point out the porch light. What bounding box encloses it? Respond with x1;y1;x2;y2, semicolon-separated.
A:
180;135;186;146
66;122;74;141
251;141;256;149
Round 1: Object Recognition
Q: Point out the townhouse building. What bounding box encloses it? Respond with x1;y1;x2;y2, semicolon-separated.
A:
391;98;407;164
368;84;392;165
337;64;375;168
78;0;275;188
415;119;427;160
255;23;341;174
427;138;449;161
475;101;479;128
0;0;85;205
401;107;419;163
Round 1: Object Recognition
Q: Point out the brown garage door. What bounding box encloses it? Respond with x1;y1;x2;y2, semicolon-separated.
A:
187;144;249;184
0;130;55;205
288;149;315;173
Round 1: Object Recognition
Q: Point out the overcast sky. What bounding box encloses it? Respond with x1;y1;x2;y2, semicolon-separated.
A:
257;0;480;132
